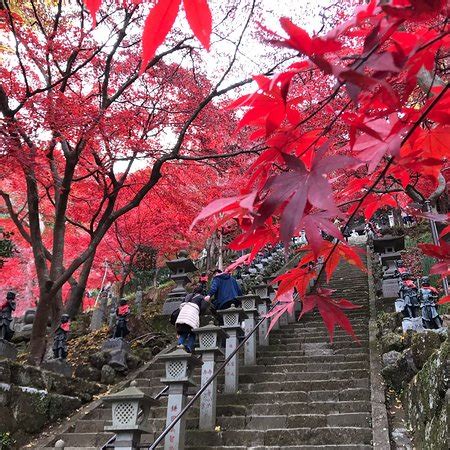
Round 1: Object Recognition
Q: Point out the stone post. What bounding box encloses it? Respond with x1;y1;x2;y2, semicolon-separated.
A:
135;286;143;314
104;381;158;450
158;348;202;450
264;277;280;331
239;295;259;365
194;322;227;430
90;289;109;331
254;285;270;346
270;279;288;327
217;306;246;394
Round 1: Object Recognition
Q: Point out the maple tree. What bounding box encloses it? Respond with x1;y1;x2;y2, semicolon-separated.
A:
0;0;278;363
1;0;449;361
193;0;450;338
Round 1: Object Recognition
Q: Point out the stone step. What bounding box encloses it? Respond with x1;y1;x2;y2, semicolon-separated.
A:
258;347;369;357
241;361;370;372
240;378;369;393
186;446;373;450
247;400;371;416
269;331;368;346
59;432;115;447
257;354;369;365
184;427;373;446
217;388;370;405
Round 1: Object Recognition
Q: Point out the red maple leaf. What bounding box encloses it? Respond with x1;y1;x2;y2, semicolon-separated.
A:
299;242;366;283
418;241;450;276
255;146;355;245
299;288;362;343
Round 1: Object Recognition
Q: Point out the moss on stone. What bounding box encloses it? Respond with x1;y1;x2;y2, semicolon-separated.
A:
402;340;448;449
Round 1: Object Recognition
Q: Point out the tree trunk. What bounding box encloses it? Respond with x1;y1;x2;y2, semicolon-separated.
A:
28;287;52;365
65;254;95;319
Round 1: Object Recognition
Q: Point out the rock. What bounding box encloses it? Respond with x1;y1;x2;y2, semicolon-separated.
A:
402;329;415;348
380;332;404;353
0;339;17;361
9;362;46;389
101;364;116;385
377;311;402;337
382;350;402;367
0;382;10;407
402;341;448;448
126;353;141;370
381;351;416;391
0;405;17;433
74;364;101;382
42;359;73;378
102;338;130;372
10;385;50;433
0;360;11;383
48;392;82;422
410;331;442;369
89;350;111;369
434;327;448;342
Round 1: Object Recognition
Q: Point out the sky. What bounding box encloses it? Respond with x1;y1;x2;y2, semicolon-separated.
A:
114;0;336;173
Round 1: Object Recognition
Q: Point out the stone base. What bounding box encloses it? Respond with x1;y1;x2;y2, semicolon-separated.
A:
402;317;424;333
102;338;130;372
0;339;17;361
42;359;73;378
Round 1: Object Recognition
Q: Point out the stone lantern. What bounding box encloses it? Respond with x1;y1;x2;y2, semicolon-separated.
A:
162;250;197;315
104;381;159;450
158;348;202;450
194;321;227;430
217;306;246;394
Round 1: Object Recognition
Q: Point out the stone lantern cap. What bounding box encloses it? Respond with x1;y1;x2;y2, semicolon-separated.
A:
166;258;197;274
217;306;247;330
194;321;228;353
104;381;158;433
237;294;264;313
159;347;202;384
103;381;158;405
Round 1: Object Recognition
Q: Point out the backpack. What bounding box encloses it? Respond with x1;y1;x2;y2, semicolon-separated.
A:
170;307;180;325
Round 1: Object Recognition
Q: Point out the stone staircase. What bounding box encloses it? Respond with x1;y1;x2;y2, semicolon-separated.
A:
38;258;375;449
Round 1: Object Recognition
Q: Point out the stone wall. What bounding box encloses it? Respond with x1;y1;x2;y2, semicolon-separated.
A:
0;360;104;448
402;340;449;450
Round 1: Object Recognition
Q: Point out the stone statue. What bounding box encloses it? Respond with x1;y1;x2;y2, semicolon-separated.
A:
0;291;16;341
52;314;70;359
398;279;419;318
419;276;443;329
113;299;130;339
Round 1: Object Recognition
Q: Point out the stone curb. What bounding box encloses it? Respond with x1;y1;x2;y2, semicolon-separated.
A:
22;343;176;449
367;246;391;449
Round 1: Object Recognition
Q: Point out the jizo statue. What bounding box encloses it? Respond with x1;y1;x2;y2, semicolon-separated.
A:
113;299;130;339
53;314;70;359
419;277;443;329
0;291;16;341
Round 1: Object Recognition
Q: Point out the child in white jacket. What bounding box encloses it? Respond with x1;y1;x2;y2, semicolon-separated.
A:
176;285;209;352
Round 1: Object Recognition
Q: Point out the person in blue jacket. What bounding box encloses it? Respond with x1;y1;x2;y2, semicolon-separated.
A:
205;269;242;310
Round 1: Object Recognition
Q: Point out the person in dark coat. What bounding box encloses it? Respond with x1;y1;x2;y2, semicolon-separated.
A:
205;270;242;310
